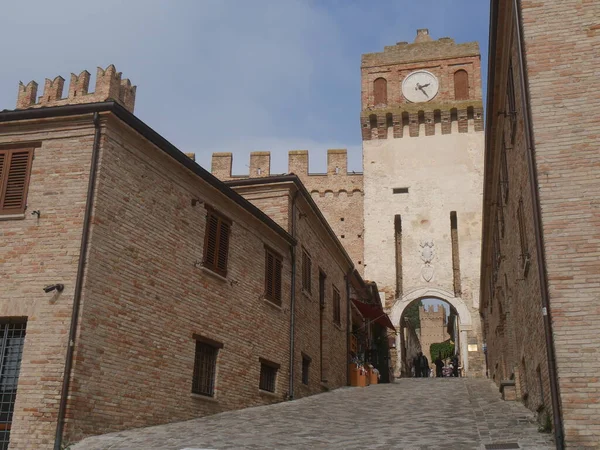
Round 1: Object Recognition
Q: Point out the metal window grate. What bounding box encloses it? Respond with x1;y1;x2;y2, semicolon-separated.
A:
259;364;277;393
192;342;218;397
0;321;26;450
485;444;520;450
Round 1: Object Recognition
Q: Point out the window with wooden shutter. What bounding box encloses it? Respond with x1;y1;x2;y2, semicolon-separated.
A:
517;198;530;277
0;148;34;215
264;247;283;305
373;78;387;106
203;208;232;276
302;249;311;294
332;286;341;325
454;70;469;100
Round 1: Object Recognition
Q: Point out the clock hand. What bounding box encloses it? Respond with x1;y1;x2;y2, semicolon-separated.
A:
418;85;429;98
421;83;431;88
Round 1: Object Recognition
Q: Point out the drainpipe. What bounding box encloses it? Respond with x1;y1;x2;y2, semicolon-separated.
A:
288;190;300;400
513;1;564;447
54;112;102;450
345;271;352;386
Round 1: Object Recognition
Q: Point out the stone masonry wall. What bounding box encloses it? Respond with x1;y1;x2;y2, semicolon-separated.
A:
64;117;295;442
0;116;96;449
523;0;600;445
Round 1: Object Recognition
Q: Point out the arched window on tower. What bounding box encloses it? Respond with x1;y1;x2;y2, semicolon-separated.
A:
373;77;387;105
454;70;469;100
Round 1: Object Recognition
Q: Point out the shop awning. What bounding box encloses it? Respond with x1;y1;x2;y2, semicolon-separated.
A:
351;300;396;331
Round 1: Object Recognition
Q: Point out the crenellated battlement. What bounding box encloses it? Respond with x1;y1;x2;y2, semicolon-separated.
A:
361;102;483;141
211;149;364;198
16;65;136;113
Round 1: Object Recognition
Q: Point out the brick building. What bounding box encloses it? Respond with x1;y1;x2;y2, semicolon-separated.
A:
419;305;450;365
481;0;600;448
0;67;380;449
211;30;487;379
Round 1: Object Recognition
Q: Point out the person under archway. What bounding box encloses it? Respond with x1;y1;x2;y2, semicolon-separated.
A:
434;353;444;378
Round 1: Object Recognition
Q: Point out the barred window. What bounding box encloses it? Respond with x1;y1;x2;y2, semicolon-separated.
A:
0;148;34;215
203;207;231;276
302;354;311;385
192;336;222;397
333;286;341;325
302;249;312;293
259;358;279;393
264;247;283;305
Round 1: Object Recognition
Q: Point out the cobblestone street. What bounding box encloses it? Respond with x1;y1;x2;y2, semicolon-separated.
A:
71;378;554;450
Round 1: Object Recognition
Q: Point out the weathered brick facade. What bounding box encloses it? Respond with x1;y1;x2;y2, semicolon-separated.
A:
211;150;365;275
0;69;363;448
482;0;600;447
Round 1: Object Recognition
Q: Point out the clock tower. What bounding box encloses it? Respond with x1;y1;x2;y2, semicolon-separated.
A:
361;29;485;376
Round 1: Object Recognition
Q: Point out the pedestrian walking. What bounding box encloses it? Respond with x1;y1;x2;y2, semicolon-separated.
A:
418;352;429;378
452;355;460;377
434;353;444;378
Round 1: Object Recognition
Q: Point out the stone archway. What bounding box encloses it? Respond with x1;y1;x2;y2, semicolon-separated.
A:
390;287;473;377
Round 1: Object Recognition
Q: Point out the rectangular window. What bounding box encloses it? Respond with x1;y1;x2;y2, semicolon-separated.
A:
192;337;222;397
203;207;231;276
302;249;312;293
517;198;530;277
332;286;341;325
507;63;517;143
259;358;279;393
392;187;409;194
497;189;505;238
500;138;509;204
0;148;34;215
264;247;283;305
302;354;311;385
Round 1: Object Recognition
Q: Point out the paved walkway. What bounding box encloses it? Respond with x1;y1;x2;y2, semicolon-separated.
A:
71;378;555;450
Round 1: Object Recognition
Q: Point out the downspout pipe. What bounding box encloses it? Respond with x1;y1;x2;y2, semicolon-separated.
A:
288;190;300;400
54;112;102;450
345;271;351;386
513;1;564;447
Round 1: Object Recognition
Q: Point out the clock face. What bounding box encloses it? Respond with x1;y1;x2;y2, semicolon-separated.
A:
402;71;439;103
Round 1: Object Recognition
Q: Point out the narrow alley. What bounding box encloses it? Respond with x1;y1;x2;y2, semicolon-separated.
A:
71;379;554;450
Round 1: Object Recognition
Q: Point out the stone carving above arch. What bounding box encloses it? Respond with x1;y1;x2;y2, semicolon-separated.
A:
389;287;472;329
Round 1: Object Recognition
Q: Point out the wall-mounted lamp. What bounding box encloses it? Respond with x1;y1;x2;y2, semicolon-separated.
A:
31;210;41;218
43;284;64;293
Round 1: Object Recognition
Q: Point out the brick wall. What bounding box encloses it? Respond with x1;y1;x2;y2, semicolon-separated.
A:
482;0;600;444
211;150;365;275
63;117;296;442
226;178;352;393
522;0;600;445
0;116;96;449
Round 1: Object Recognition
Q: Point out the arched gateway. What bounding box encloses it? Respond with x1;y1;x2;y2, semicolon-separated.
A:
390;287;473;376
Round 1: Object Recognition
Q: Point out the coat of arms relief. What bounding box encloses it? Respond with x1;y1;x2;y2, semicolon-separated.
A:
420;240;435;282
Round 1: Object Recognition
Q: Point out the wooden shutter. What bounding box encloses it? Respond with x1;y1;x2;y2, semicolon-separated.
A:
373;78;387;105
454;70;469;100
203;209;231;276
216;221;230;274
264;248;282;305
274;257;282;304
0;149;34;215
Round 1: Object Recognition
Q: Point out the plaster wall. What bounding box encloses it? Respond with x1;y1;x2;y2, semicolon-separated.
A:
363;127;485;375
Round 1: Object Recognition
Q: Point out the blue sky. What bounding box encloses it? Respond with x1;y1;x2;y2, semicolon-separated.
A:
0;0;490;174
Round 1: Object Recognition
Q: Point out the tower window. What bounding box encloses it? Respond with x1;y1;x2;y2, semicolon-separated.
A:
393;187;409;194
454;70;469;100
373;78;387;105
